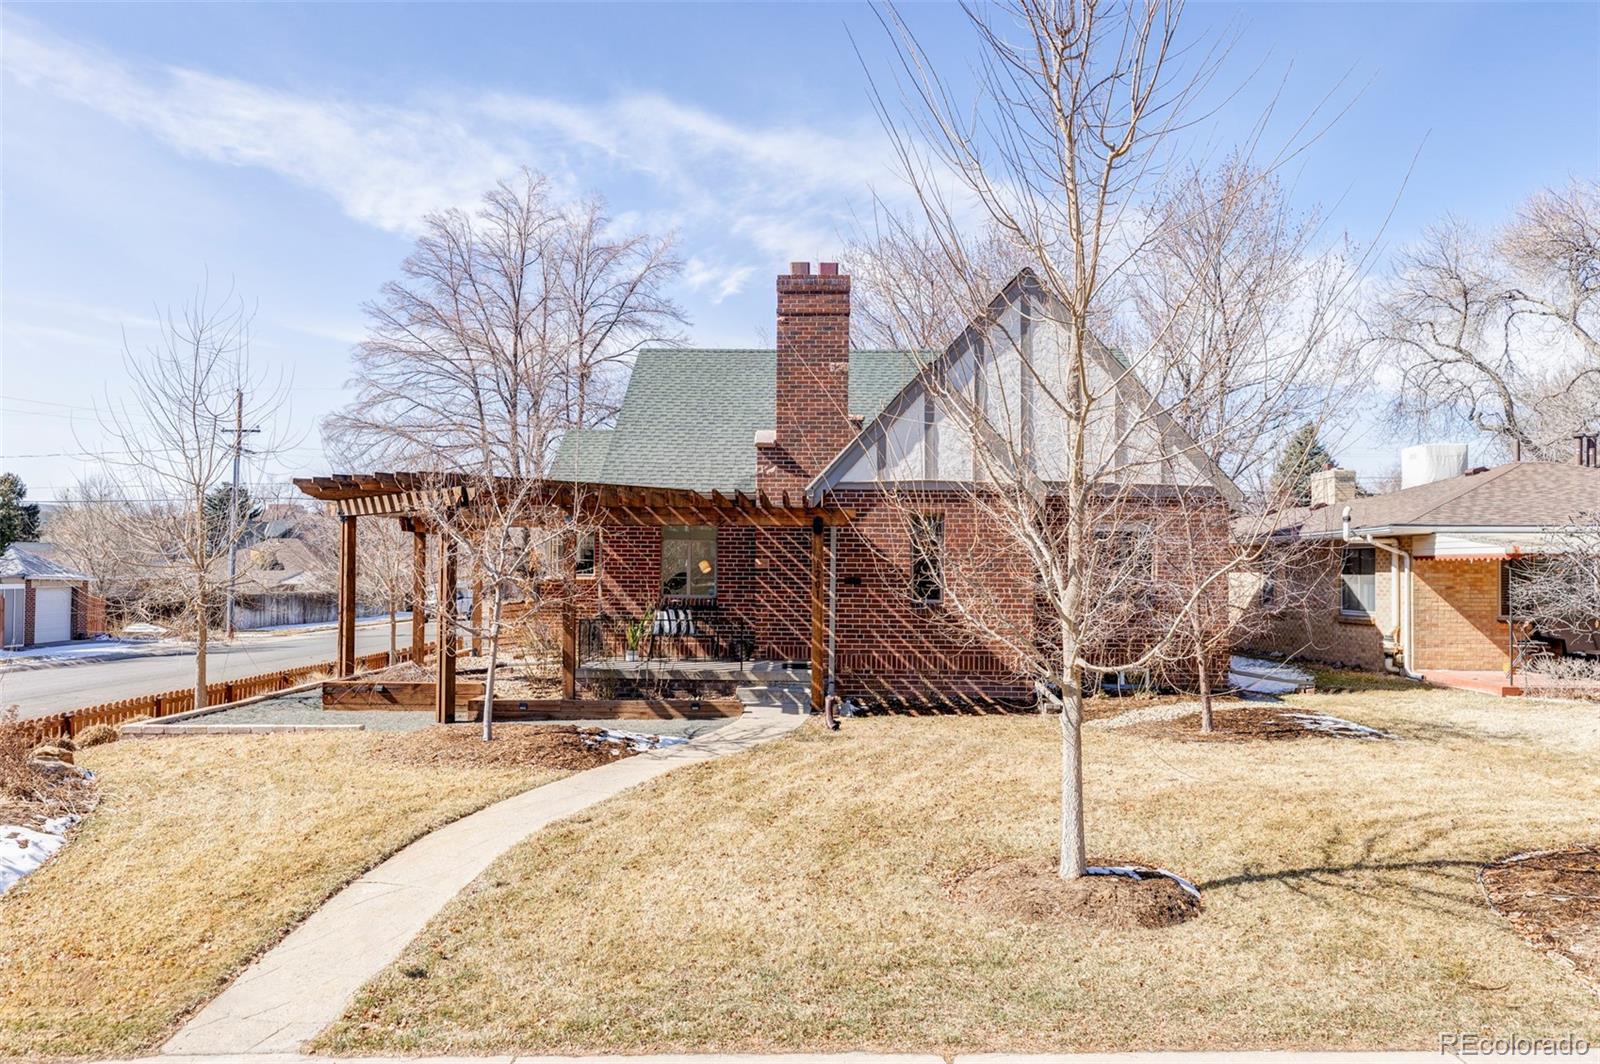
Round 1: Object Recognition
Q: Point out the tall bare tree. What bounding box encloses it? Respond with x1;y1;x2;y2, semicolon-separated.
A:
1368;180;1600;460
552;196;687;431
96;286;288;708
871;0;1363;879
325;170;564;476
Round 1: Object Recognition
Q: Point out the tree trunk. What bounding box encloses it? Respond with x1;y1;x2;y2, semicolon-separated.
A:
194;590;209;710
1197;648;1214;734
388;594;398;664
1058;654;1087;880
481;586;504;742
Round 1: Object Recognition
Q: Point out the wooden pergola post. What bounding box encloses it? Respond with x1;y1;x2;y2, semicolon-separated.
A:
436;535;457;724
409;522;427;665
561;599;578;699
810;516;827;713
337;514;357;677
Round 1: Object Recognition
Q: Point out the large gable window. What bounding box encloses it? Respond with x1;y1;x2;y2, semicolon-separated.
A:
1340;546;1376;616
662;525;716;599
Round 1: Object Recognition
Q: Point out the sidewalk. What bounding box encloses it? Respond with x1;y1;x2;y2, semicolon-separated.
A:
161;704;809;1057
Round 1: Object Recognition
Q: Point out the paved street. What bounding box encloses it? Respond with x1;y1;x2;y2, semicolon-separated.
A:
0;621;426;719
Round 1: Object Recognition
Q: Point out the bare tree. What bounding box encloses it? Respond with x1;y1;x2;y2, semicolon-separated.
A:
552;196;687;431
357;518;416;662
844;210;1030;350
41;477;153;630
1367;180;1600;460
326;174;687;474
418;478;594;741
325;170;564;476
1509;512;1600;644
869;0;1364;879
95;286;288;708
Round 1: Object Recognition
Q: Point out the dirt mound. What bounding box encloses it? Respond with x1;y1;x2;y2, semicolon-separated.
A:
1481;845;1600;994
371;725;638;772
1133;702;1391;742
952;857;1201;929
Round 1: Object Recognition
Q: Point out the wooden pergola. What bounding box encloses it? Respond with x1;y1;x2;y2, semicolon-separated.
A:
292;472;850;719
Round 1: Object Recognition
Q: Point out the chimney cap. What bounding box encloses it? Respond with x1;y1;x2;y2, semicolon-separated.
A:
789;261;811;277
818;262;839;276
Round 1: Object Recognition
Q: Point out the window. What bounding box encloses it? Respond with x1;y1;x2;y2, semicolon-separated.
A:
910;513;944;603
1340;546;1376;616
661;525;716;598
576;531;598;579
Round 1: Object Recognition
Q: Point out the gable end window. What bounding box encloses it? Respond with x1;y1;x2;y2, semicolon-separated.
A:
662;525;716;599
1340;546;1376;616
910;513;945;603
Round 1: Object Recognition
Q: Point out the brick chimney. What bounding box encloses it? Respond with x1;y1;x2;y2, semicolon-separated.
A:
759;261;852;496
1308;467;1358;507
1575;433;1598;468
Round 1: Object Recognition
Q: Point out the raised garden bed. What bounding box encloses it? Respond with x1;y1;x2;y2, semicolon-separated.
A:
322;680;484;711
463;697;743;721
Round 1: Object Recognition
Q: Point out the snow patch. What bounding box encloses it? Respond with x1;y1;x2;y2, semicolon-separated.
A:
1086;864;1202;899
0;814;79;894
1282;712;1395;740
586;729;690;753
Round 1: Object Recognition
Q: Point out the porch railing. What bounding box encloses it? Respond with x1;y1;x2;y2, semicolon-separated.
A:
579;607;754;664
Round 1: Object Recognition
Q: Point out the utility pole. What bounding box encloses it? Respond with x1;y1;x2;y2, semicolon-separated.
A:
223;389;260;640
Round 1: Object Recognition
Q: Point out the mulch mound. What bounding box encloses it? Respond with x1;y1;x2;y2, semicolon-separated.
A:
1481;846;1600;994
1131;702;1391;743
951;857;1201;929
370;725;638;772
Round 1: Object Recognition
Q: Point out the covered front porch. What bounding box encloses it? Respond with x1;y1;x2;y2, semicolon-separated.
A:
293;472;847;720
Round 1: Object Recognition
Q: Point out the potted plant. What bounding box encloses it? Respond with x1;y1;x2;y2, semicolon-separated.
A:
624;615;649;662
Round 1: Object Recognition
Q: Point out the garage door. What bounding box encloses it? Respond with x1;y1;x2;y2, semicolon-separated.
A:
1;588;21;646
33;587;72;644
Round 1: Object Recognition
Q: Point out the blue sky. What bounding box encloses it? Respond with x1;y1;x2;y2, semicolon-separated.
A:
3;1;1597;500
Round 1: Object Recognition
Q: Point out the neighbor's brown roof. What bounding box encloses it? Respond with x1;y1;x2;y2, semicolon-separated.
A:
1274;461;1600;539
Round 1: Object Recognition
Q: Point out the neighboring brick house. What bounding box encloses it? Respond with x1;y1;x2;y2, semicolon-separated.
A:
0;544;103;648
550;263;1240;706
1244;445;1600;677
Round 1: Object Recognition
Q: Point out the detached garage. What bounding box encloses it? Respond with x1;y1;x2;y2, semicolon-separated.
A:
0;545;100;649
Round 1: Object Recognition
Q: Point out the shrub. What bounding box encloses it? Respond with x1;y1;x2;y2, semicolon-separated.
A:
76;724;119;748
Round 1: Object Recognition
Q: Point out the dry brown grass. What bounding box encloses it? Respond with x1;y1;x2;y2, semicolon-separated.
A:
319;686;1600;1055
0;732;565;1060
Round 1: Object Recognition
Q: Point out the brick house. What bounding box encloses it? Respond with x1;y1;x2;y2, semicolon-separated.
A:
1243;442;1600;680
0;544;104;648
548;263;1240;707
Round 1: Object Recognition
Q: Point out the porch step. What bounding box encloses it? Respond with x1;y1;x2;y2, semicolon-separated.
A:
736;682;812;712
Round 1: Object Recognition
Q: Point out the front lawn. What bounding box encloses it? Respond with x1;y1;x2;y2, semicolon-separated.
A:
320;687;1600;1054
0;731;570;1059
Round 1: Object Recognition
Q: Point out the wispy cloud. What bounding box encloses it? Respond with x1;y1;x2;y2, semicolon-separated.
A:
3;18;909;266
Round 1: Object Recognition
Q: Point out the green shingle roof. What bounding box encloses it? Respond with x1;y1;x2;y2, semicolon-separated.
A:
548;348;925;493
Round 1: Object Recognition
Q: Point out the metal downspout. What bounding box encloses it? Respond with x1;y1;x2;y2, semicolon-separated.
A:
827;524;838;698
1343;505;1424;681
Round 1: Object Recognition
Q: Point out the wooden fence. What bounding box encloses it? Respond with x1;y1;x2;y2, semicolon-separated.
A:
25;643;440;742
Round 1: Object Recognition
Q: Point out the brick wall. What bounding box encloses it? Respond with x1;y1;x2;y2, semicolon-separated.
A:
1243;541;1518;673
1242;542;1393;671
1411;557;1509;671
759;262;854;498
23;585;35;646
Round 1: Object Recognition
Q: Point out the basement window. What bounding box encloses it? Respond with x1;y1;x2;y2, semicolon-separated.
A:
910;513;945;604
662;525;716;599
1340;546;1376;617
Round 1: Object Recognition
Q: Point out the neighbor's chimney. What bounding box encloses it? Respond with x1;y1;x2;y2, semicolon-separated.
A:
1309;467;1358;507
1576;433;1599;468
760;261;852;496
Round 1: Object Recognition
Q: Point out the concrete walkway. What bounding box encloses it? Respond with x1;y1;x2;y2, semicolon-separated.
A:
162;705;807;1057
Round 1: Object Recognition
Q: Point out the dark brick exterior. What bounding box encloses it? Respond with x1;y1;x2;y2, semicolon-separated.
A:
759;263;854;498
